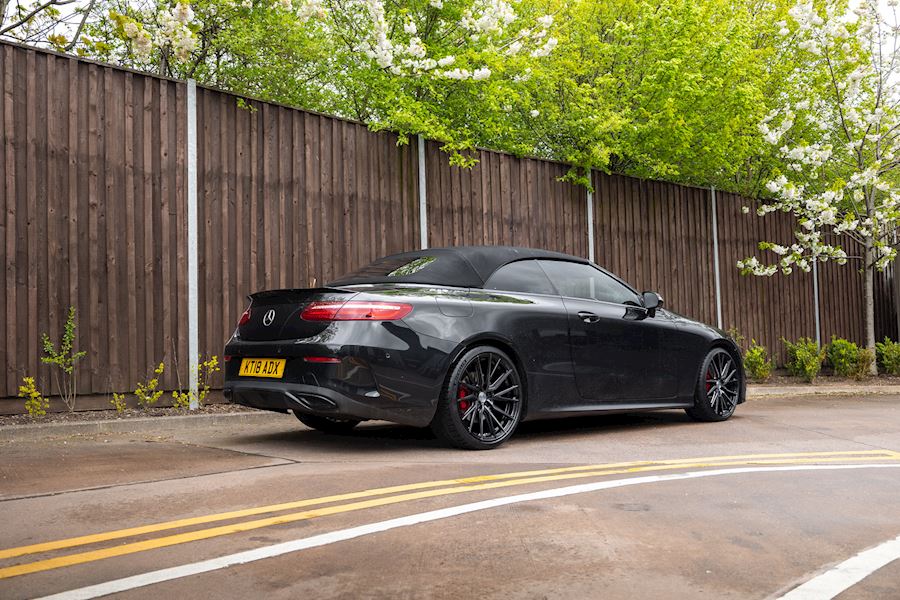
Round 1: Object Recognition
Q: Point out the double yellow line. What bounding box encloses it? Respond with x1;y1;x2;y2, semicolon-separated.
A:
1;450;897;580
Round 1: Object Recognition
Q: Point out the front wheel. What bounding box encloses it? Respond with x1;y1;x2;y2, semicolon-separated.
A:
431;346;524;450
685;347;741;422
294;413;360;434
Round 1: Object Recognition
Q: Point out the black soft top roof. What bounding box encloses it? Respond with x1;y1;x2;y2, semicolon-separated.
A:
328;246;588;288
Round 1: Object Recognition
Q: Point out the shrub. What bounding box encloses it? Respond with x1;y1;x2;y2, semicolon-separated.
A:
725;327;746;348
854;349;875;380
110;393;127;413
19;377;49;419
827;337;861;378
172;356;220;409
876;338;900;375
743;340;773;381
40;306;86;412
783;337;825;383
135;363;165;408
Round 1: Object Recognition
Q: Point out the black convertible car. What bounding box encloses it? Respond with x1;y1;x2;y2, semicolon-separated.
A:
223;246;744;449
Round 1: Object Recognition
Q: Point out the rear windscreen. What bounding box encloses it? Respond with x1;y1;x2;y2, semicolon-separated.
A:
335;255;436;279
329;252;482;287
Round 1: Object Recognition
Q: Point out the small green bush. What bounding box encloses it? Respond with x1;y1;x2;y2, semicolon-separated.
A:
876;338;900;375
725;327;746;348
172;356;220;409
743;340;772;381
19;377;49;419
827;337;861;378
783;337;825;383
135;362;165;408
854;348;875;380
110;393;127;413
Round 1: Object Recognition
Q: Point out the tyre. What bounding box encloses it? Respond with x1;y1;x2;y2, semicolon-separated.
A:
294;413;360;434
431;346;524;450
685;347;741;422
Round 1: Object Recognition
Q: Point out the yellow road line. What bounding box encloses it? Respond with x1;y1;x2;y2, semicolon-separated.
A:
1;453;898;580
0;450;893;562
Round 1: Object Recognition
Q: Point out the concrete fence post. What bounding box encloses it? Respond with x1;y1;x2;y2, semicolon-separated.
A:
418;135;428;250
711;186;723;329
186;79;199;409
813;260;822;348
586;175;595;263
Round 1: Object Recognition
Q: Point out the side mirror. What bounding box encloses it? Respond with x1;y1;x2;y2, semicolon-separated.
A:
642;291;664;317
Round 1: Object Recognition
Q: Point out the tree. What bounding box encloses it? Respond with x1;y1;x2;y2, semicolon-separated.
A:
81;0;559;163
0;0;95;51
72;0;806;185
493;0;800;192
739;0;900;370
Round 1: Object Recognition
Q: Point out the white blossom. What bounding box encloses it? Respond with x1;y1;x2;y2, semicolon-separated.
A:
472;67;491;80
531;37;557;58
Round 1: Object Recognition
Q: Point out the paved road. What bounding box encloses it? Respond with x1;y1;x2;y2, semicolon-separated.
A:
1;394;899;599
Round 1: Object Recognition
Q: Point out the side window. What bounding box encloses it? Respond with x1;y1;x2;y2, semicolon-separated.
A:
537;260;639;305
484;260;556;295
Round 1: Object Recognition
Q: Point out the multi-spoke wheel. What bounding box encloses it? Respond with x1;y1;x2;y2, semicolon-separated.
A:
294;413;360;434
431;346;523;450
686;347;741;422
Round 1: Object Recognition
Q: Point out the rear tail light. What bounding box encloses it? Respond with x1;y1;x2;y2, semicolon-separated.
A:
303;356;342;363
237;307;251;326
301;301;413;321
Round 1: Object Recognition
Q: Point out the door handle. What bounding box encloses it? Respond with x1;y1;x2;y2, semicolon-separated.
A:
577;311;600;324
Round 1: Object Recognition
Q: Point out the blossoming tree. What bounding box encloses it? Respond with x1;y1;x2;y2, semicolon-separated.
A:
81;0;557;162
740;0;900;367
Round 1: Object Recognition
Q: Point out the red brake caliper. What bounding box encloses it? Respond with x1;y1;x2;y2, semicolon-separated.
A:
705;369;713;392
458;385;469;411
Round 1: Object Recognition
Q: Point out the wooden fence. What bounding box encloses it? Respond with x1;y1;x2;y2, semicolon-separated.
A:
0;41;893;411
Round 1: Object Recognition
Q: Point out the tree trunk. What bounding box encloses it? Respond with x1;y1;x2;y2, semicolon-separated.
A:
864;238;877;375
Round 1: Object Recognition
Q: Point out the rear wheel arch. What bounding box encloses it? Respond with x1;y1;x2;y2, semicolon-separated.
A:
446;336;529;416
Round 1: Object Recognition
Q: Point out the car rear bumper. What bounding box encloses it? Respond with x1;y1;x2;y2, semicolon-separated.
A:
223;379;436;427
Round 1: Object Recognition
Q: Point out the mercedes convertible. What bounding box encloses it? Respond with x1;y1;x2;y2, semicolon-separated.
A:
223;246;744;449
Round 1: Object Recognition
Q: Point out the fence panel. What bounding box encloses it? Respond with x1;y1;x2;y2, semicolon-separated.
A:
591;172;718;326
0;43;187;406
425;142;588;255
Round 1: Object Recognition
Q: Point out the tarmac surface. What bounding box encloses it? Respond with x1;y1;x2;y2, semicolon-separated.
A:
0;393;899;599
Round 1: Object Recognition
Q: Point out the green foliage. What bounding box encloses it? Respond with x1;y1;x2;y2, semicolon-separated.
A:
19;377;49;419
135;362;165;408
111;393;127;413
41;306;87;412
172;356;220;409
782;337;825;383
72;0;800;194
854;349;875;381
875;338;900;375
827;337;862;378
744;340;773;382
725;327;746;349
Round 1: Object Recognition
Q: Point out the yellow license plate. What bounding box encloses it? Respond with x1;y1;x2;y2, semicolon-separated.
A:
239;358;286;378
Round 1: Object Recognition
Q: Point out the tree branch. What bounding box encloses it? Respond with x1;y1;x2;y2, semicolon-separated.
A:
64;0;95;52
0;0;77;36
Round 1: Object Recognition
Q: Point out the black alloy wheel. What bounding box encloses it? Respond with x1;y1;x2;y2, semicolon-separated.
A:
294;413;361;434
686;347;740;422
432;346;523;450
